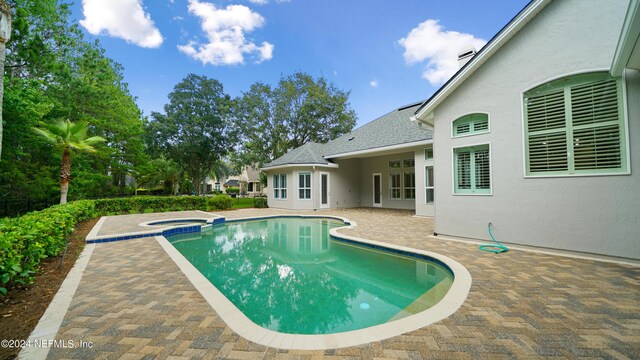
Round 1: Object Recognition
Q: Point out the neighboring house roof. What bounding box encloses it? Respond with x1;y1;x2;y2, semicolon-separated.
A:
323;102;430;158
243;165;262;182
262;102;432;169
224;179;239;187
413;0;552;124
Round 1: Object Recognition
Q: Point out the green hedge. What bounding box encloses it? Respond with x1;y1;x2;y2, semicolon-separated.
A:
94;196;208;214
207;195;234;210
0;195;237;296
0;200;96;295
254;197;268;208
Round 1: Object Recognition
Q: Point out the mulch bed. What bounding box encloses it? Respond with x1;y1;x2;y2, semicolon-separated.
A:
0;217;98;360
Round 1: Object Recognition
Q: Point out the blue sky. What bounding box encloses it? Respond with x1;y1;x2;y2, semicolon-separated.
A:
70;0;530;127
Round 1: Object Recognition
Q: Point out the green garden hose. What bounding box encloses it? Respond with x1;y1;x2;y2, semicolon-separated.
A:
479;222;508;254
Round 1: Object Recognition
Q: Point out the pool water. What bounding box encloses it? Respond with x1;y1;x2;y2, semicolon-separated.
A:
167;217;453;335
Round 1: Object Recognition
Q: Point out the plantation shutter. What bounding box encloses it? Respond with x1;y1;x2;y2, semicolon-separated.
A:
473;117;489;132
474;149;490;189
570;79;622;170
453;113;489;137
456;151;471;190
525;89;568;173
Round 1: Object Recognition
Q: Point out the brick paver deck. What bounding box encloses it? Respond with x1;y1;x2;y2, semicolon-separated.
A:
48;208;640;359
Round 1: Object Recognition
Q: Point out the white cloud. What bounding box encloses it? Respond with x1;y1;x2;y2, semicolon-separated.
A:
398;19;486;85
369;80;378;88
80;0;163;48
178;0;274;65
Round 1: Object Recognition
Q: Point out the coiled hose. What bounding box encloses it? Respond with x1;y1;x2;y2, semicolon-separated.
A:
479;222;508;254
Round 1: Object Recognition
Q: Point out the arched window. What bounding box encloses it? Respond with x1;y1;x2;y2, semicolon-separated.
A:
523;72;627;176
452;113;489;137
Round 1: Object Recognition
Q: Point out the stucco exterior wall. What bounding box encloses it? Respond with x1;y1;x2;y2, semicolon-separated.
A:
414;146;435;217
326;159;361;208
358;152;417;210
430;0;639;259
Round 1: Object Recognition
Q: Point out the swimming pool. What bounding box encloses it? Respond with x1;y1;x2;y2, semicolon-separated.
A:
165;216;464;338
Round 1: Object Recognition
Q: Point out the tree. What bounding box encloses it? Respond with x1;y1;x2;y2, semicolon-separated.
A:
147;74;234;195
0;1;147;201
234;72;357;167
32;120;105;204
137;157;183;195
0;0;11;159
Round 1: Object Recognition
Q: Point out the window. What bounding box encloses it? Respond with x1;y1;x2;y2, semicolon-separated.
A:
524;73;626;176
214;182;221;191
389;160;401;169
298;226;311;253
248;182;254;192
454;145;491;194
452;113;490;137
424;146;433;160
275;222;287;248
403;172;415;199
298;172;311;199
389;173;401;199
403;159;415;168
273;174;287;199
425;166;434;204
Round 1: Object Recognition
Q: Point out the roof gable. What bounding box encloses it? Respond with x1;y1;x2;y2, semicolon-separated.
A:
414;0;551;124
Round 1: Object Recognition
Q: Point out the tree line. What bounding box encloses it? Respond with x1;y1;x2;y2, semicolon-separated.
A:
0;1;357;203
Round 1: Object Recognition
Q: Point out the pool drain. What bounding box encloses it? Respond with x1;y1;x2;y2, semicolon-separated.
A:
359;302;371;310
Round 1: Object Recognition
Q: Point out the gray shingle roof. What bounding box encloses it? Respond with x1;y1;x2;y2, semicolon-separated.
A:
264;141;331;168
263;102;432;168
323;102;431;157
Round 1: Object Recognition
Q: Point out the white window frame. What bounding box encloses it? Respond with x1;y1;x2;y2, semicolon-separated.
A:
297;172;312;200
425;166;434;204
389;173;401;200
273;174;287;200
403;172;415;200
403;159;415;168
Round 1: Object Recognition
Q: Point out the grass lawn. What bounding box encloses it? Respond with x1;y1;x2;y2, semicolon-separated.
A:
232;197;256;209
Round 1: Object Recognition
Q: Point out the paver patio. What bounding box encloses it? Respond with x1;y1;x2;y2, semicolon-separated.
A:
45;208;639;359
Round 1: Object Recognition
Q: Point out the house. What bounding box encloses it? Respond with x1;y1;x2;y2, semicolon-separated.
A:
263;0;640;260
238;165;265;197
203;165;265;196
262;102;434;213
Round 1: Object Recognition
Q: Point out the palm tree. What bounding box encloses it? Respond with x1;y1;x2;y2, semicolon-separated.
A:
33;120;106;204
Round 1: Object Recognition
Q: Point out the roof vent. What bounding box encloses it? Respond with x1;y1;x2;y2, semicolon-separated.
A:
348;136;355;141
457;45;477;68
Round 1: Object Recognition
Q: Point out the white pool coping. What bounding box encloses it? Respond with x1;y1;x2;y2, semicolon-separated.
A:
158;214;472;350
85;210;224;242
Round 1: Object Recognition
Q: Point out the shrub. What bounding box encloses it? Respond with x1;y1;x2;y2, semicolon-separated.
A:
225;186;239;195
93;196;208;215
207;195;234;210
0;200;95;295
0;194;245;297
254;197;268;208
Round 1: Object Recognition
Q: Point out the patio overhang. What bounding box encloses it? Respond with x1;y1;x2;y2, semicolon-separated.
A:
324;139;432;160
260;163;339;171
611;0;640;77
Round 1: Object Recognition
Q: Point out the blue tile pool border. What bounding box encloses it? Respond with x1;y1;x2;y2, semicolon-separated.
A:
87;213;450;278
